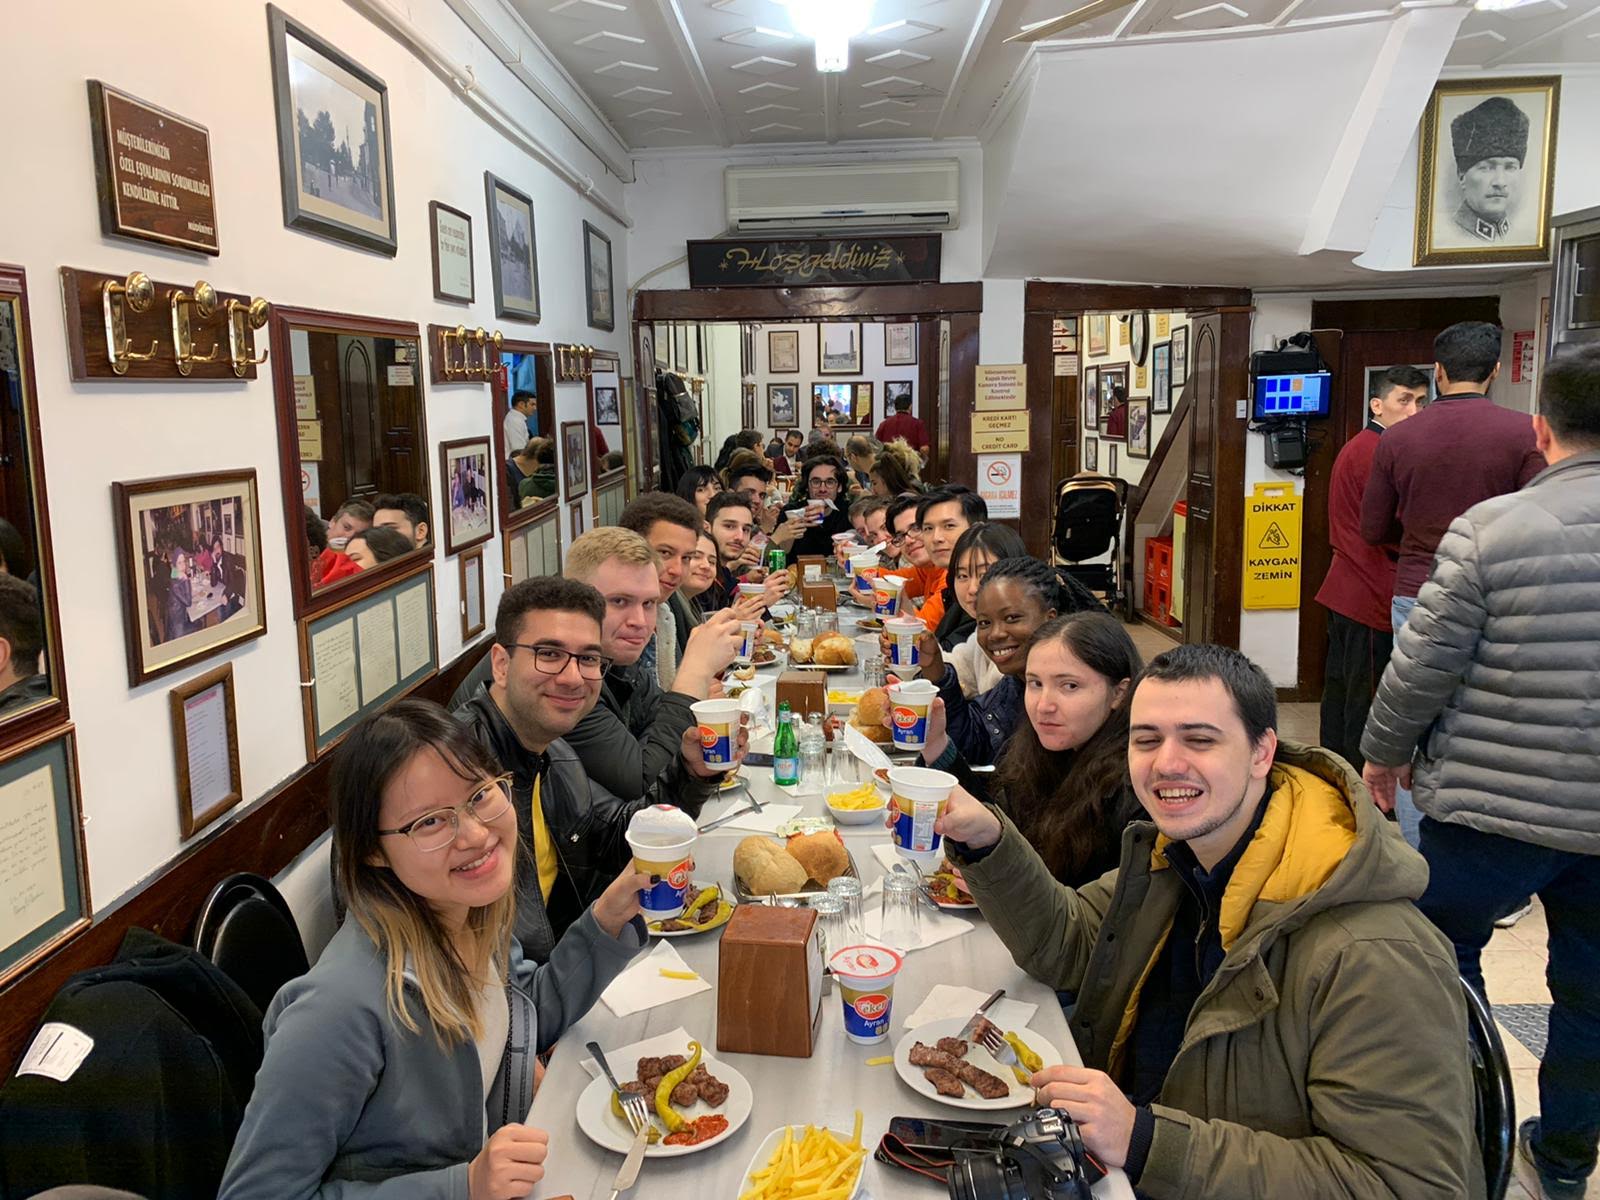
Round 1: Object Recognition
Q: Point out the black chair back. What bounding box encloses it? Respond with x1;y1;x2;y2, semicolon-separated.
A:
194;872;310;1016
1461;977;1514;1200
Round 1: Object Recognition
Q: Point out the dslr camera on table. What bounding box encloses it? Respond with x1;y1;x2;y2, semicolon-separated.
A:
881;1107;1099;1199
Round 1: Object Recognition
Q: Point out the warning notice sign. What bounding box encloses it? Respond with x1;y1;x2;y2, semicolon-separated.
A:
1242;482;1302;609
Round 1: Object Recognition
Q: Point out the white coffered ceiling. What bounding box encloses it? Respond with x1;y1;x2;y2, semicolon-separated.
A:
505;0;1600;149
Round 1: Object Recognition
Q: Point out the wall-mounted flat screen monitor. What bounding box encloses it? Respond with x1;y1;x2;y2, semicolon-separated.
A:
1252;371;1331;420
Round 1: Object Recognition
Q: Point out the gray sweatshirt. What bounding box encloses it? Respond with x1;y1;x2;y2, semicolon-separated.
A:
218;907;643;1199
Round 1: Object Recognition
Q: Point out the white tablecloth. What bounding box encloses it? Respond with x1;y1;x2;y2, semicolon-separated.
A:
527;606;1133;1199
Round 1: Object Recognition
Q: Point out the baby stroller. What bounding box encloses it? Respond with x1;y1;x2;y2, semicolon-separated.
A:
1053;475;1130;619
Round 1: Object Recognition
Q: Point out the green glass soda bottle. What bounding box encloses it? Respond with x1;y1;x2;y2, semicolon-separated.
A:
773;702;800;787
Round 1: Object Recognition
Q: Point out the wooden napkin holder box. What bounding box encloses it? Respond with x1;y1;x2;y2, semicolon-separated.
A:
776;670;827;718
800;581;837;611
717;904;824;1058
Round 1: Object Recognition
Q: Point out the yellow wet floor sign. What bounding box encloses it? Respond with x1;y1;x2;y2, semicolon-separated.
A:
1242;482;1301;609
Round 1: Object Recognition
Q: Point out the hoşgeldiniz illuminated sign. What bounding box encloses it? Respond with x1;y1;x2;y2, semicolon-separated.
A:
686;236;941;288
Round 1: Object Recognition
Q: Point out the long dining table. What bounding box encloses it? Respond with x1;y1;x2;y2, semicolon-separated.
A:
529;599;1133;1199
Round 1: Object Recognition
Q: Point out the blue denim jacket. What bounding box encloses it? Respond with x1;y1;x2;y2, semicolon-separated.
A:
219;907;643;1199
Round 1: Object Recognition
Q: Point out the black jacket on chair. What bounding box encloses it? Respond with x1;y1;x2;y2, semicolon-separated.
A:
0;929;263;1200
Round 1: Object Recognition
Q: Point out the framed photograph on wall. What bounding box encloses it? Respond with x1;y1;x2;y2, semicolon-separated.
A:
673;324;689;370
1171;325;1189;386
1083;437;1098;472
428;201;473;303
1099;366;1128;442
768;383;798;427
266;5;397;255
768;329;800;373
1087;314;1109;356
0;727;90;988
884;380;914;418
884;322;917;366
561;420;589;502
170;662;242;839
484;171;540;321
439;436;494;556
1152;341;1172;414
113;469;267;686
592;384;620;427
1083;365;1100;428
1128;398;1152;459
459;546;486;642
817;323;863;374
1414;76;1560;267
583;220;614;331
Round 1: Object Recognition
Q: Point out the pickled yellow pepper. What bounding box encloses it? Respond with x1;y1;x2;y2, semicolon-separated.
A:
654;1040;703;1132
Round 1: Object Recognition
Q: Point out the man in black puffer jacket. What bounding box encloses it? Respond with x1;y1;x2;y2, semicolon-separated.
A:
1362;345;1600;1200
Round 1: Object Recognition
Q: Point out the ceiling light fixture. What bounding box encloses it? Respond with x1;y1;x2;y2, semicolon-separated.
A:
1472;0;1544;10
788;0;873;72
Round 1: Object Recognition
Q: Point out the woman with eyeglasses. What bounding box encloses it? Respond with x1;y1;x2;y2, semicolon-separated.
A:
220;700;648;1200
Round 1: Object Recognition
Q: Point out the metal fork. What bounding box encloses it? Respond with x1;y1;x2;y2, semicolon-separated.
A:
975;1023;1032;1087
587;1041;651;1134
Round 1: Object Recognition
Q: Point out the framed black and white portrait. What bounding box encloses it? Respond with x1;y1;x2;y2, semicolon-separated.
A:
485;172;540;321
1414;76;1560;267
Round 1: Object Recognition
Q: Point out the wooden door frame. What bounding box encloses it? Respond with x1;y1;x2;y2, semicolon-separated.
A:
1022;282;1253;606
632;283;983;491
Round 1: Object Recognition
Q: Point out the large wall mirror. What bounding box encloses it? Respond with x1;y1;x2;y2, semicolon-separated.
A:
0;266;65;736
269;307;434;616
490;339;556;531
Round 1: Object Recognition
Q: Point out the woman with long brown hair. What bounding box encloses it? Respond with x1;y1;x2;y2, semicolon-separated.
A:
904;611;1143;885
221;700;647;1200
869;441;923;498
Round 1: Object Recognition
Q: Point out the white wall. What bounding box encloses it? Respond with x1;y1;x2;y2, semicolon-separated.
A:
4;0;629;910
745;322;919;444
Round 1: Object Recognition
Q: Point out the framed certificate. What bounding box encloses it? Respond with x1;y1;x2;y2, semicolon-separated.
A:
170;663;243;838
459;547;486;642
0;727;90;988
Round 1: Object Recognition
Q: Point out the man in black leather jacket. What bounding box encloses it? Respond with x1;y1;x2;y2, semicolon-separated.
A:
455;576;742;961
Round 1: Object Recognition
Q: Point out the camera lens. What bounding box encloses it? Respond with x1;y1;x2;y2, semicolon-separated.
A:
947;1152;1025;1200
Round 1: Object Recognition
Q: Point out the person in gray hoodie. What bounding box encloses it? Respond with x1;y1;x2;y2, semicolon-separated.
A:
219;700;648;1200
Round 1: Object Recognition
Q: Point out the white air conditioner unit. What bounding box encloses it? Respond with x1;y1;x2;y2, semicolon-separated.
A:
725;159;960;232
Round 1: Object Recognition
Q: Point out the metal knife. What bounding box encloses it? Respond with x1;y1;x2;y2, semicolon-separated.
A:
954;987;1006;1044
607;1120;650;1200
698;802;760;833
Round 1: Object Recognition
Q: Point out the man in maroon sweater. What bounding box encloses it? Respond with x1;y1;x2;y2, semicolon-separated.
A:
1315;365;1428;771
1360;321;1544;842
874;392;930;452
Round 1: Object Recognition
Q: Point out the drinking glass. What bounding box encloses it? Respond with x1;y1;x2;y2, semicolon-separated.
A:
796;609;817;640
797;716;826;795
812;895;847;964
880;873;922;952
827;876;865;941
815;610;838;635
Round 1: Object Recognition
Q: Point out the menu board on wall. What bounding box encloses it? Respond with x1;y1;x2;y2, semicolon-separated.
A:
300;569;438;758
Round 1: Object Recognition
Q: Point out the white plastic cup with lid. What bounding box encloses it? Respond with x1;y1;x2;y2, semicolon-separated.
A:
737;581;766;600
735;620;759;663
887;765;958;867
829;943;904;1044
785;507;807;525
689;698;742;771
884;616;925;674
625;805;699;920
886;678;938;750
874;574;906;617
850;551;881;597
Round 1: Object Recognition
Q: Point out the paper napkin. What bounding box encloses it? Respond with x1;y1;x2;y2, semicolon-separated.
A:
599;941;711;1018
578;1025;698;1079
719;803;802;833
901;985;1039;1032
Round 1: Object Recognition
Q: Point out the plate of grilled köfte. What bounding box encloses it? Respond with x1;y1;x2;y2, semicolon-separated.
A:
892;1017;1062;1110
646;883;734;937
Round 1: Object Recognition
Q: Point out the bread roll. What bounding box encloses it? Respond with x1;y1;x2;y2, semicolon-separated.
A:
785;830;850;886
850;686;895;744
789;637;814;664
813;633;856;666
733;836;807;895
760;626;786;647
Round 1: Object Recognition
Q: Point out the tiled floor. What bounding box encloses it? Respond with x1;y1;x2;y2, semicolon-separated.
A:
1120;623;1574;1199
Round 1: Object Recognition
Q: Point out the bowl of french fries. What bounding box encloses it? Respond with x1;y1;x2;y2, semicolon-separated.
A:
738;1113;867;1200
825;783;887;826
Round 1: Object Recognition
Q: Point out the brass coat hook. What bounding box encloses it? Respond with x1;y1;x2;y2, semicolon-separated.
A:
225;297;269;377
102;270;158;374
171;281;223;376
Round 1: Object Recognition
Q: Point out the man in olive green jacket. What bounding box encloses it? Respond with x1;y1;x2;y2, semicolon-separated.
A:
941;643;1482;1199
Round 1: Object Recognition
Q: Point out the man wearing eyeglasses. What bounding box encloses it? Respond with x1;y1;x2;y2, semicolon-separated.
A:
456;576;742;962
768;453;854;564
561;527;744;800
